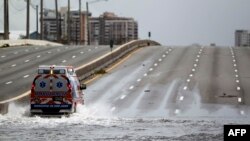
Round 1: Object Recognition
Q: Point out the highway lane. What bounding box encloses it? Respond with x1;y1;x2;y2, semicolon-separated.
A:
193;47;240;104
235;47;250;105
0;45;113;101
85;46;250;118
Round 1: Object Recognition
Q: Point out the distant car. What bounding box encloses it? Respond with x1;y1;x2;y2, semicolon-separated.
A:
30;65;86;115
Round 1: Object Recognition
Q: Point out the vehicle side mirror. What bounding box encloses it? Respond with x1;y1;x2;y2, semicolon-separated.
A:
80;84;87;90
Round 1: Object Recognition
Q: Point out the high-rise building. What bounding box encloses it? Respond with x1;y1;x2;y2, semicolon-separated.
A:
43;9;62;41
90;12;138;45
60;7;89;44
235;30;250;47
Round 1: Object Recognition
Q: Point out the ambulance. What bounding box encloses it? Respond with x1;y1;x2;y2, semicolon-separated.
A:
30;65;86;115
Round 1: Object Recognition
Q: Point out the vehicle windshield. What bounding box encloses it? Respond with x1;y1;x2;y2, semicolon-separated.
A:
38;69;65;74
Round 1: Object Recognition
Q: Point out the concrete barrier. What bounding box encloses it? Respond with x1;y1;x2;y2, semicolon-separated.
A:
75;39;160;81
0;103;8;115
0;39;63;47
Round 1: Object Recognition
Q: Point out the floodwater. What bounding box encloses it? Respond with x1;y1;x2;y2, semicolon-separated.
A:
0;103;250;141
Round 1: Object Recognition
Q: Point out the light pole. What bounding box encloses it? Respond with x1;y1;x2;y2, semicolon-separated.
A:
4;0;9;39
36;5;38;39
40;0;44;40
86;0;108;45
26;0;30;39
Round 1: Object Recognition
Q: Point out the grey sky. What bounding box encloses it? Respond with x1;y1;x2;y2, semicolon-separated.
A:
1;0;250;46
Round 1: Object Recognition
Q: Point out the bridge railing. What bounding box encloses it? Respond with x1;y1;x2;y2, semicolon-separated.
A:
75;39;161;81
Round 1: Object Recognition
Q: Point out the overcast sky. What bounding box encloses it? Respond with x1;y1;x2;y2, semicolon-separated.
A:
1;0;250;46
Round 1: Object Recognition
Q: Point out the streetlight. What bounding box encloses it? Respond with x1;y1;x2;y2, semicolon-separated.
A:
86;0;108;45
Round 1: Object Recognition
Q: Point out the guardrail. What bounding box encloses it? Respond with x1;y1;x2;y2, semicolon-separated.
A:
0;39;160;114
75;39;161;81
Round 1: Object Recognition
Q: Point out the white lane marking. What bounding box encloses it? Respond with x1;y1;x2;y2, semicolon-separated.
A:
95;46;98;49
5;81;13;85
189;74;193;77
88;49;91;51
144;73;148;76
149;68;153;71
240;110;245;115
25;49;29;52
186;79;190;82
57;49;61;51
232;55;235;58
233;59;236;62
197;55;200;58
137;78;141;82
80;51;84;54
183;86;188;90
238;97;242;103
162;54;166;58
179;96;184;101
158;58;162;62
236;80;240;83
129;86;134;90
65;47;69;49
166;51;169;54
175;109;180;114
1;55;6;58
14;52;18;54
192;68;196;72
37;55;41;58
237;86;241;91
35;47;39;50
62;60;67;63
11;64;16;67
23;75;30;78
25;60;30;63
194;64;197;67
120;95;126;100
110;107;116;112
47;51;52;54
234;64;237;67
154;63;158;67
235;69;238;72
72;56;76;59
169;49;172;51
195;59;199;62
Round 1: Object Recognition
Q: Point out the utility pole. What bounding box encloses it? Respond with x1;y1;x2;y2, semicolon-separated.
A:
67;0;71;44
4;0;9;39
55;0;59;42
79;0;82;45
26;0;30;39
36;5;38;39
40;0;44;40
86;2;90;45
75;22;77;45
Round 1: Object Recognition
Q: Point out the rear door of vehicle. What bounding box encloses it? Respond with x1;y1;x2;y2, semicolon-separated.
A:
31;68;73;112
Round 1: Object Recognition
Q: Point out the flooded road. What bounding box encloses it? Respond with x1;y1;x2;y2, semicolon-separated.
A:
0;103;249;141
